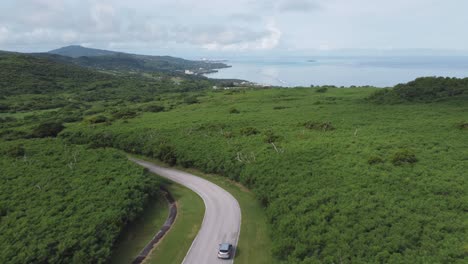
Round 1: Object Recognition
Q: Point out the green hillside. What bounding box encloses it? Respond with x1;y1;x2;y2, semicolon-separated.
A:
62;86;467;263
0;52;466;263
0;139;160;263
45;45;229;74
0;52;213;113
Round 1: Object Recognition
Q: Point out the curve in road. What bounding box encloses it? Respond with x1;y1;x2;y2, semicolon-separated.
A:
131;158;241;264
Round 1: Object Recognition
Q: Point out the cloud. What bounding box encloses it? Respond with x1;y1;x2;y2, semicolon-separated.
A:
200;22;282;51
0;27;9;43
277;0;320;12
90;3;117;32
1;0;467;53
0;1;283;52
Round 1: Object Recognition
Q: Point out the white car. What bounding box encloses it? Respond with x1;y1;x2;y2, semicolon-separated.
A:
217;243;233;259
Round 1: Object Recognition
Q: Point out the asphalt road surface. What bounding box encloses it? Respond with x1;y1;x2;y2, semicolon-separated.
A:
131;159;241;264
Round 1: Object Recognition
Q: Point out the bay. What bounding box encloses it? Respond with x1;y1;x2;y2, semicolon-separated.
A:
204;56;468;87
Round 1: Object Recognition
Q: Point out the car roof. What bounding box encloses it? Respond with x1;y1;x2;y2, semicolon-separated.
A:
219;243;231;250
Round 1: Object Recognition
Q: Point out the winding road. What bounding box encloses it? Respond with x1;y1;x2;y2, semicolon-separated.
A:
131;159;241;264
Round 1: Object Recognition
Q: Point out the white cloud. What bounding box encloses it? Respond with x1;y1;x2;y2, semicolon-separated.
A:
90;3;117;32
0;0;467;54
0;26;9;44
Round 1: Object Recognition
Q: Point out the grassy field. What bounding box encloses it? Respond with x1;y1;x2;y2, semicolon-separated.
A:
63;87;467;263
109;192;169;264
146;180;205;264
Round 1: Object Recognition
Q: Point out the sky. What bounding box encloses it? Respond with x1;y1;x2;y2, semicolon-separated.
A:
1;0;468;57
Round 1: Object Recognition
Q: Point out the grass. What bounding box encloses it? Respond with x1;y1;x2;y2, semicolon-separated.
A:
146;179;205;264
62;87;467;263
109;193;169;264
136;156;277;264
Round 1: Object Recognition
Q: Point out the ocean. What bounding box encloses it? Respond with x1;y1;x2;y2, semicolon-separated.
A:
204;56;468;87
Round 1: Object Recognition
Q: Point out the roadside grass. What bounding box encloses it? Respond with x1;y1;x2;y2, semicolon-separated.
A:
135;156;277;264
109;192;169;264
145;179;205;264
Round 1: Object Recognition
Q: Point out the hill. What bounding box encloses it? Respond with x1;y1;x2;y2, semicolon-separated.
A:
1;51;466;263
49;45;118;58
62;86;467;263
368;77;468;103
0;52;214;113
46;45;230;75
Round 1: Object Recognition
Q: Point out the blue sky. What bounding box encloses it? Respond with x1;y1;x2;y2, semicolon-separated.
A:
1;0;467;57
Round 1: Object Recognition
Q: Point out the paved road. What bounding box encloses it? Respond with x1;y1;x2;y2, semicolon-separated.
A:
131;159;241;264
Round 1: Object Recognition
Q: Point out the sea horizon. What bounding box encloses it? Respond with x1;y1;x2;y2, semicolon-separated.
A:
204;55;468;87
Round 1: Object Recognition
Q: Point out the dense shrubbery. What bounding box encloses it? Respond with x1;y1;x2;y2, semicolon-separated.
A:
315;87;328;93
369;77;468;103
31;121;65;138
229;107;240;114
144;104;165;113
86;115;109;124
60;86;467;263
0;52;214;112
2;51;467;263
111;109;138;120
0;139;159;263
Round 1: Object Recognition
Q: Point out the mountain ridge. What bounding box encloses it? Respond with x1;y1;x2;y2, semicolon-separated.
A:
49;45;119;58
45;45;229;75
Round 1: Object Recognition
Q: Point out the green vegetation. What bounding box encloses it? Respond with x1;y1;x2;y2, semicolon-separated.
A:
109;192;169;264
136;156;277;264
146;181;204;264
0;139;160;263
1;51;467;264
46;45;229;74
368;76;468;103
63;87;467;263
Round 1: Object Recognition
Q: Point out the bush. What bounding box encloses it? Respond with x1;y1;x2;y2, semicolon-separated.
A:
303;121;335;131
87;115;109;124
144;105;165;113
456;122;468;130
157;144;177;166
0;117;17;123
229;107;240;114
4;144;25;157
32;121;65;138
184;96;199;104
0;130;29;141
368;155;384;165
240;127;259;136
264;130;282;143
392;150;418;165
368;77;468;103
273;106;290;110
112;109;138;120
0;104;10;112
223;131;234;138
315;87;328;93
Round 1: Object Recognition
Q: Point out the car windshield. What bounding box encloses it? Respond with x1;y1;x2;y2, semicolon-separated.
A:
219;243;230;252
